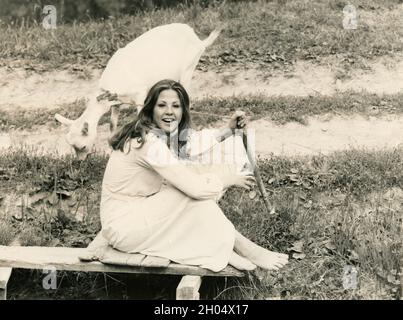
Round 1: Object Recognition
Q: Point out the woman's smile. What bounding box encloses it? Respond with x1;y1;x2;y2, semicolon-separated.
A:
153;89;183;134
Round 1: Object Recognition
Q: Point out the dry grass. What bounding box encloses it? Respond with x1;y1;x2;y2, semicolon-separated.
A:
1;91;403;131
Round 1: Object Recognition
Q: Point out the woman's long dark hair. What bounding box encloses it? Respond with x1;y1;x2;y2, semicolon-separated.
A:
109;79;192;157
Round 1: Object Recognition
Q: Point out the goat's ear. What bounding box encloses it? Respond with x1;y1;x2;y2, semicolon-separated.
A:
55;113;73;125
81;122;89;136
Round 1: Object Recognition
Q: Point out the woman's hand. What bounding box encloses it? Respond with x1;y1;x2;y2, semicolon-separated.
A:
228;110;247;130
217;169;256;190
230;174;256;190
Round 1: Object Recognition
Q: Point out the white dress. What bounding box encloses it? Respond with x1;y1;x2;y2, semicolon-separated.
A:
100;131;242;272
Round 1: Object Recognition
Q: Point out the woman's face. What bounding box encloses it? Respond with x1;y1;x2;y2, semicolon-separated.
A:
152;89;183;134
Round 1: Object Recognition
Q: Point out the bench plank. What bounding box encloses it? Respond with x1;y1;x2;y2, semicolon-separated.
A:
0;246;244;277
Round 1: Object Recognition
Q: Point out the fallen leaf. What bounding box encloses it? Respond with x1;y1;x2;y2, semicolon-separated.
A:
288;174;299;182
292;253;306;260
325;242;337;251
289;240;304;253
12;211;23;221
68;198;78;207
28;187;42;195
348;249;359;262
387;274;395;283
248;190;257;199
251;268;267;281
29;192;48;205
386;274;400;286
56;190;72;198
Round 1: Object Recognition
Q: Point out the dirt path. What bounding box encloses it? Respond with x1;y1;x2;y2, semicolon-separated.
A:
1;56;403;110
1;114;402;158
1;56;402;157
252;114;403;156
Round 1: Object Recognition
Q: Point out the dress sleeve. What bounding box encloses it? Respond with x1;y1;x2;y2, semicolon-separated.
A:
136;135;224;201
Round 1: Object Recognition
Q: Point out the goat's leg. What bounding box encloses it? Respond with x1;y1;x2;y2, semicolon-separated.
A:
110;105;120;135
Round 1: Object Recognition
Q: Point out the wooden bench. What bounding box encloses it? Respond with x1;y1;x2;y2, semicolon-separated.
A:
0;245;244;300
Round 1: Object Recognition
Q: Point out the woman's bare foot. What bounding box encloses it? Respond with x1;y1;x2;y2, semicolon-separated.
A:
78;231;109;261
228;251;257;271
234;231;289;270
246;247;288;270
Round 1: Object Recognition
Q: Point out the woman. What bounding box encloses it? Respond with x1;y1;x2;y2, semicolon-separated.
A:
100;79;288;272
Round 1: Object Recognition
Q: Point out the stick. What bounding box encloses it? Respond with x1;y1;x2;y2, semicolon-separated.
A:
241;129;275;214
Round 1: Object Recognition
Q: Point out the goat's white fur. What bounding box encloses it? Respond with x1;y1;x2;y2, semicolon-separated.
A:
55;23;221;159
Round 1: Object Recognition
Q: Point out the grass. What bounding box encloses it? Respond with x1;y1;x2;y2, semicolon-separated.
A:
0;146;401;299
1;91;403;132
191;91;403;126
1;0;403;73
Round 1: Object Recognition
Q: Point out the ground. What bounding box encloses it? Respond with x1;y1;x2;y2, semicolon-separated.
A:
0;0;401;300
2;55;403;157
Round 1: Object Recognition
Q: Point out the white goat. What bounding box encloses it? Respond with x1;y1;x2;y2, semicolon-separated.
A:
55;23;221;160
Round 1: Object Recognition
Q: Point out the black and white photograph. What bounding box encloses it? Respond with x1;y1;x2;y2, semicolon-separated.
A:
0;0;401;303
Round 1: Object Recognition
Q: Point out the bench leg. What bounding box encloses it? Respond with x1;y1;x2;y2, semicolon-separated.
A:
0;240;20;300
0;267;13;300
176;275;202;300
0;287;6;300
401;257;403;300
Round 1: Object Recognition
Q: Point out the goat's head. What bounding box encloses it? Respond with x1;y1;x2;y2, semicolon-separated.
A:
55;114;96;160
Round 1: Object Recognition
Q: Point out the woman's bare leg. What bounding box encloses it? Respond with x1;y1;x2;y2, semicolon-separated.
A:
234;231;288;270
228;251;257;271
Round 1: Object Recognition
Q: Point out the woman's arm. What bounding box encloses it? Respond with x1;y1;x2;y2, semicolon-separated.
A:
137;135;254;201
214;110;247;143
137;136;224;201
